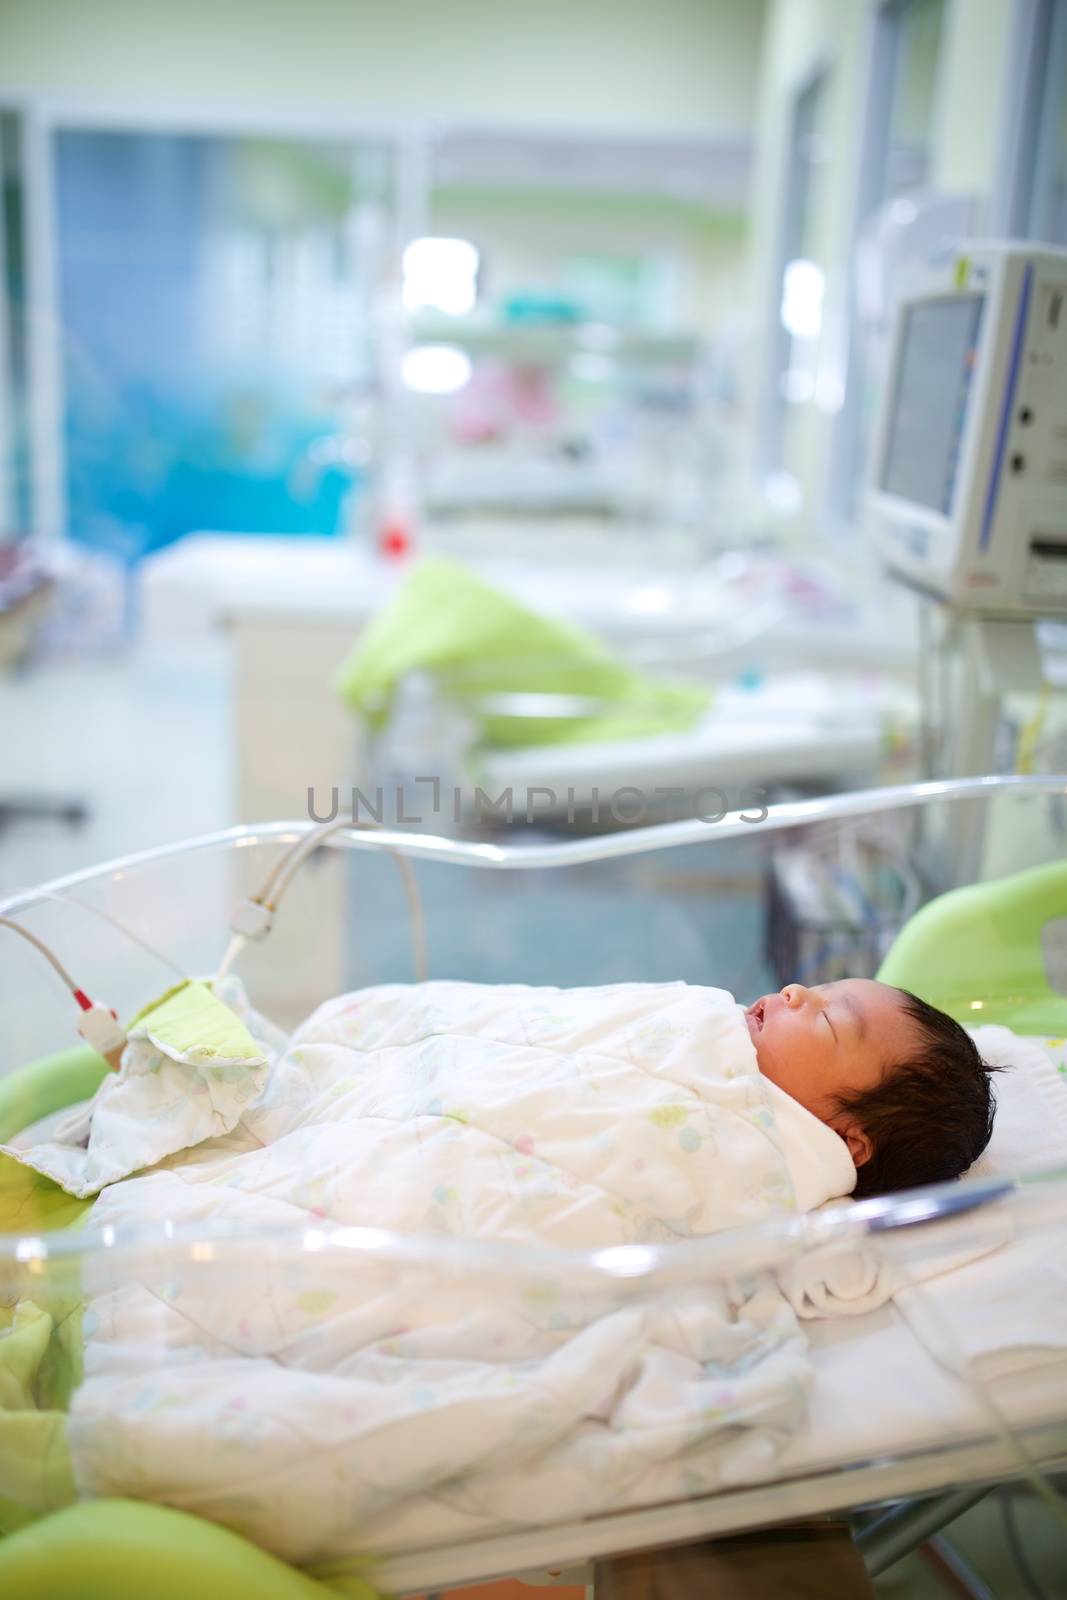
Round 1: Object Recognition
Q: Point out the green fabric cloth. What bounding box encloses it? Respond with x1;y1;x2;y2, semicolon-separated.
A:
127;980;265;1065
0;1299;81;1536
335;556;709;748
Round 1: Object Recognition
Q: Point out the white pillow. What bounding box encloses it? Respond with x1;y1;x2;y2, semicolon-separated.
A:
967;1025;1067;1178
890;1030;1067;1381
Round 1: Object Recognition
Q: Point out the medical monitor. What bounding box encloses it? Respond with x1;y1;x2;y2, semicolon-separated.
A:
868;243;1067;616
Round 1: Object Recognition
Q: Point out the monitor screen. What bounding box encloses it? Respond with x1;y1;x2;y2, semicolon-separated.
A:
880;292;985;515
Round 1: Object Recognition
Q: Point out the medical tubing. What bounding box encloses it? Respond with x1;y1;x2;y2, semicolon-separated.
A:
0;910;128;1062
238;814;427;982
394;850;427;981
918;596;935;778
1000;1488;1053;1600
34;889;185;979
214;933;247;987
1016;682;1052;776
0;914;81;998
252;814;377;904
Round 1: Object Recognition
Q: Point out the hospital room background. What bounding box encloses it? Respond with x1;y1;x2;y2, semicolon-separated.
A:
1;1;1067;1596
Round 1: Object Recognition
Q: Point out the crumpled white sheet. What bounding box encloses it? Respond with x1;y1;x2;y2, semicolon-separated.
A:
1;978;276;1198
66;980;825;1564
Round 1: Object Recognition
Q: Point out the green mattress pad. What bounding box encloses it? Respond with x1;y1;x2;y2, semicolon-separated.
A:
0;1048;378;1597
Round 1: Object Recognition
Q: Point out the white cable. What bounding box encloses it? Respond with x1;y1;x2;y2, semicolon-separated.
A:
0;914;80;996
222;815;427;985
214;934;247;988
33;889;185;980
0;912;128;1062
270;818;426;980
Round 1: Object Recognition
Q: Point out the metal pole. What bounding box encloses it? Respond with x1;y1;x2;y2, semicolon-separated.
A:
858;1487;989;1576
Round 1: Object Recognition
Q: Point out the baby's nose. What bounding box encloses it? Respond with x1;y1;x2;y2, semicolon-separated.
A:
783;984;819;1009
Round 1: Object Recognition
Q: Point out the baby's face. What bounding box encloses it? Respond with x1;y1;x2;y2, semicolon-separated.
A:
745;980;918;1165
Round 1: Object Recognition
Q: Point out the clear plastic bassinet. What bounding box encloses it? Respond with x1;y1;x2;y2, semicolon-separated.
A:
0;775;1065;1593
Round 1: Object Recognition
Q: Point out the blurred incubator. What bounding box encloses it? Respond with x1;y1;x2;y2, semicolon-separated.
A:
140;529;919;829
336;545;918;829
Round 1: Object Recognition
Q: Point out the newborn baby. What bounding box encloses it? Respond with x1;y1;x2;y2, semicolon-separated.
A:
745;980;998;1198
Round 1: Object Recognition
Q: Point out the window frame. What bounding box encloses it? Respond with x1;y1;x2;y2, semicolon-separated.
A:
1026;0;1067;241
825;0;951;536
757;55;833;489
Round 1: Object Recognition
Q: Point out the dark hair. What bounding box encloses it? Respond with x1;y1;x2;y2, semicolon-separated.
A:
835;989;1001;1200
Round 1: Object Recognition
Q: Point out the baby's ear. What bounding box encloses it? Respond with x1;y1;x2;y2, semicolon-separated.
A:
841;1123;873;1168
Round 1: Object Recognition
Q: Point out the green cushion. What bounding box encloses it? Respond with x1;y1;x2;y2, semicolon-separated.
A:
878;860;1067;1035
0;1500;377;1599
0;1045;108;1147
0;1046;104;1235
0;1149;93;1237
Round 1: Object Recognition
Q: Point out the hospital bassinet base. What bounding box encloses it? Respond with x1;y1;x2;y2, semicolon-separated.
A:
1;777;1066;1596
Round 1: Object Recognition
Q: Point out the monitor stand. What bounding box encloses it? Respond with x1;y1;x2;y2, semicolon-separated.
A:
947;612;1046;883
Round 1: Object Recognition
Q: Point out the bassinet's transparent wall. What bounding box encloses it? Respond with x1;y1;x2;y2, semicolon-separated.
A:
2;1155;1066;1577
0;778;1065;1069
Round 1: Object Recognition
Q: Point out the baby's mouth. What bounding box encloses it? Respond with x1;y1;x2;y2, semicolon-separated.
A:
747;1000;765;1034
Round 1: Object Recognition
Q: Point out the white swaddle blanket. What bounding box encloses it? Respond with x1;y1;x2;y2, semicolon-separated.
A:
23;981;856;1563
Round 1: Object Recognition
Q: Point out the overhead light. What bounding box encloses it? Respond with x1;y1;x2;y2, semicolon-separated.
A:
814;370;845;413
401;344;473;394
780;258;825;340
626;584;673;616
402;236;479;316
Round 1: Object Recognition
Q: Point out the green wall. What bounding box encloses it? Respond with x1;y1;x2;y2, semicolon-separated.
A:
0;0;767;139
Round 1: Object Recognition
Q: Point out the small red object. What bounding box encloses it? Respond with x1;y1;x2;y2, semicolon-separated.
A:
379;520;412;561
